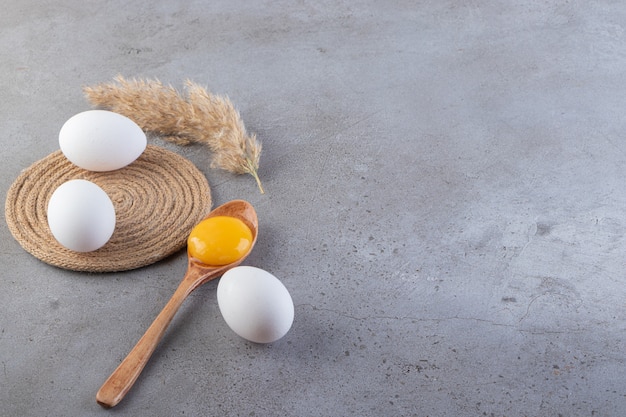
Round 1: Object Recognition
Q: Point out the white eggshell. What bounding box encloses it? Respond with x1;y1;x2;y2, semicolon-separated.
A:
59;110;146;171
47;179;116;252
217;266;294;344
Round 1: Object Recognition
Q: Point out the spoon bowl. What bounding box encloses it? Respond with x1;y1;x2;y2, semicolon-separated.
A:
96;199;258;408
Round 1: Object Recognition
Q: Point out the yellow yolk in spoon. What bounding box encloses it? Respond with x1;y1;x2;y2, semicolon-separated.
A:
187;216;253;266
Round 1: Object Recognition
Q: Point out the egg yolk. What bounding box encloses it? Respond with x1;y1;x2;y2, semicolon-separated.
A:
187;216;253;266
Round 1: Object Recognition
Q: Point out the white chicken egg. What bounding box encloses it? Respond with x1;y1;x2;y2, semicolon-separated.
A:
59;110;146;171
47;179;116;252
217;266;294;344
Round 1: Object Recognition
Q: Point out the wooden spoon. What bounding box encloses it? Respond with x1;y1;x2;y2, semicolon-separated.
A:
96;199;258;408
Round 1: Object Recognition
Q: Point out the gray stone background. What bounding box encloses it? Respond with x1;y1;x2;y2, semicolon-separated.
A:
1;1;625;416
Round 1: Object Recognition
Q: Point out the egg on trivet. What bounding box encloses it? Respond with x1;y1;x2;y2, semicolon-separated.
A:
59;110;146;171
217;266;294;344
47;179;116;252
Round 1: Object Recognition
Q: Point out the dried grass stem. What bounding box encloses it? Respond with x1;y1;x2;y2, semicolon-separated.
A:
83;75;264;193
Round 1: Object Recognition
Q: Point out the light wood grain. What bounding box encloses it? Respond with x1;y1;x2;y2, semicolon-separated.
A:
96;200;258;408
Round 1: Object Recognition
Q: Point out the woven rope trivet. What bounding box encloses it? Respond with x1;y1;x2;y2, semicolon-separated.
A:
5;145;211;272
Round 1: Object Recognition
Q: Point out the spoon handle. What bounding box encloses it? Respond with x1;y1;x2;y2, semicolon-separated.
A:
96;273;198;408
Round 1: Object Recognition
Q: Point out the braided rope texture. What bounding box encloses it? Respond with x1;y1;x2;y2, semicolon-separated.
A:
5;145;211;272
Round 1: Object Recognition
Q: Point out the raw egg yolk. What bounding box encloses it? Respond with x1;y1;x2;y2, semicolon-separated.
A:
187;216;253;266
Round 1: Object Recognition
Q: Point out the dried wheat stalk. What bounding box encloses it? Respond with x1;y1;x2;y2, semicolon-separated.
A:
83;75;264;193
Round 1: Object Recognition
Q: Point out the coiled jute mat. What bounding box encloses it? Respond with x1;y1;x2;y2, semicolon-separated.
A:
5;145;211;272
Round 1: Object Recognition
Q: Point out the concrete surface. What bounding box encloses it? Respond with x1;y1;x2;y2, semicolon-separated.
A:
1;1;625;416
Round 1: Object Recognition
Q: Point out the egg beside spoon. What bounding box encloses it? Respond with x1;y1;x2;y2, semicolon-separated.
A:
218;266;294;344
